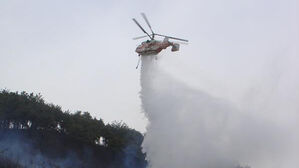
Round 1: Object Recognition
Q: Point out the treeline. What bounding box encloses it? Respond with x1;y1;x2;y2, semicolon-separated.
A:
0;90;146;168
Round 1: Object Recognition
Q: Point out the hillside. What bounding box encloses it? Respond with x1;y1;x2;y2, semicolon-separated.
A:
0;90;147;168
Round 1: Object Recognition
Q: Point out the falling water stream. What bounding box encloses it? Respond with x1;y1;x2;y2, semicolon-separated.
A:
140;56;298;168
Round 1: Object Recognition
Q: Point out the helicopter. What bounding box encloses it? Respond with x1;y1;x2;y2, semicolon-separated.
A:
132;13;188;68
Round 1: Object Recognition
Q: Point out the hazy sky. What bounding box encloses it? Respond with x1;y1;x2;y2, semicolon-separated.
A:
0;0;298;132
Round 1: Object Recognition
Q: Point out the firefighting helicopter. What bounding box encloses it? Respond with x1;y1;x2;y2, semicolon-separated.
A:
133;13;188;68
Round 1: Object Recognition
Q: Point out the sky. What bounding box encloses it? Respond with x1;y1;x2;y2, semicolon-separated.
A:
0;0;298;132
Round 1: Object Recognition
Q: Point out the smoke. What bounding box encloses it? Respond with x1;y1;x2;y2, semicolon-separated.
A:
0;131;83;168
140;56;299;168
0;130;146;168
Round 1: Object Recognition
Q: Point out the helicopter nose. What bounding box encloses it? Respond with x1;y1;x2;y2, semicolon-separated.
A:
136;47;142;53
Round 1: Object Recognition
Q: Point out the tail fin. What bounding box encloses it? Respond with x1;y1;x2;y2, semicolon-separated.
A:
171;43;180;52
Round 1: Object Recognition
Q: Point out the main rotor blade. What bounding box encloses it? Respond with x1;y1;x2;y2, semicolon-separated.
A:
155;33;189;42
141;13;154;35
175;41;189;45
132;18;152;39
133;35;148;40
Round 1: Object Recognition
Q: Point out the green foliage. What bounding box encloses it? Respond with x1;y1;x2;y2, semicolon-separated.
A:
0;89;143;150
0;90;147;168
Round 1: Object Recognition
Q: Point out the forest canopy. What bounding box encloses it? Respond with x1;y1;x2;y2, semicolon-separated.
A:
0;89;146;168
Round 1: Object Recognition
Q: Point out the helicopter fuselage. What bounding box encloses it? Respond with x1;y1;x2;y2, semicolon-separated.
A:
135;38;179;56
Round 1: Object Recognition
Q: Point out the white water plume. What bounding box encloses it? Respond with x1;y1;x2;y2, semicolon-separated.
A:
140;56;298;168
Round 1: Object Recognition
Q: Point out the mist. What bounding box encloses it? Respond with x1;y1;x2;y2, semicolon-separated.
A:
140;55;298;168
